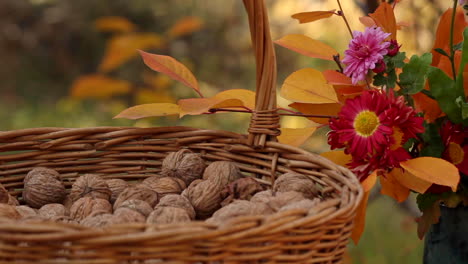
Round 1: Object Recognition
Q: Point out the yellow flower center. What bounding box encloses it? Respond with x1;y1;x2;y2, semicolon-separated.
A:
448;142;464;165
390;127;404;150
353;110;380;137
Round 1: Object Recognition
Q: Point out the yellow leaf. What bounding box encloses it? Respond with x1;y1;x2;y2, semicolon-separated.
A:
291;10;336;24
289;102;340;124
167;16;203;39
380;170;410;202
178;89;255;117
320;150;351;168
281;68;339;104
278;127;316;147
390;167;432;194
114;103;180;119
139;50;200;94
70;75;131;99
98;33;164;72
400;157;460;192
275;34;338;61
351;171;377;244
94;16;137;33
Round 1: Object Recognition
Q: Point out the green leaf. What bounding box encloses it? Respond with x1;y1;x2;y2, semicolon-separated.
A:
434;48;449;57
417;193;441;211
399;53;432;94
390;52;406;68
462;102;468;119
454;42;463;51
372;69;396;88
428;67;463;123
420;122;444;157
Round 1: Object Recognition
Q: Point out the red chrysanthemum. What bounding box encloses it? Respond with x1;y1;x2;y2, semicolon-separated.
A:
328;90;393;158
440;120;468;176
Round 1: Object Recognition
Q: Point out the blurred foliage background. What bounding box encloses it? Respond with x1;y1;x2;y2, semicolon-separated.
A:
0;0;457;262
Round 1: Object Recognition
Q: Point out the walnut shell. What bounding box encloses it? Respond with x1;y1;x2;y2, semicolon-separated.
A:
22;172;66;208
203;161;242;186
113;186;159;210
141;176;186;197
70;197;112;221
70;174;112;202
0;204;20;219
146;207;191;225
0;183;8;204
156;194;195;220
24;167;60;184
115;199;153;217
7;195;19;206
273;172;319;199
279;198;321;212
38;203;68;219
182;180;223;219
206;200;272;226
220;177;266;206
105;179;129;203
113;207;146;224
81;213;116;228
15;205;38;219
251;190;305;212
161;149;206;185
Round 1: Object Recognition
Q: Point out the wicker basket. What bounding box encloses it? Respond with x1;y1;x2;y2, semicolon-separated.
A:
0;1;362;263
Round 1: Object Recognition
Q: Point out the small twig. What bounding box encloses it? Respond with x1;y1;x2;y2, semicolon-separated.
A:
337;0;354;38
333;54;344;73
449;0;458;81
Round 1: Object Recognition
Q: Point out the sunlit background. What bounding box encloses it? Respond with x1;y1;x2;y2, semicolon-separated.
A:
0;0;456;262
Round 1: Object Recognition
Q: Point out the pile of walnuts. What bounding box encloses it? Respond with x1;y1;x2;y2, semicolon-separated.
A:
0;149;322;228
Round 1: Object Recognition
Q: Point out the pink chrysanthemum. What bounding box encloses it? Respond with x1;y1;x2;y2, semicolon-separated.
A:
342;27;391;84
460;0;466;6
328;90;393;158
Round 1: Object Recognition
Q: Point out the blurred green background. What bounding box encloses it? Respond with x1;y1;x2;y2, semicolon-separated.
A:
1;0;455;262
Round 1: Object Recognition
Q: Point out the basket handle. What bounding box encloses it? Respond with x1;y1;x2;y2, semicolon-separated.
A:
243;0;279;148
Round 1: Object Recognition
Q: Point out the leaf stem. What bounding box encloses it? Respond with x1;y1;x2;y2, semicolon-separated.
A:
337;0;354;38
449;0;458;81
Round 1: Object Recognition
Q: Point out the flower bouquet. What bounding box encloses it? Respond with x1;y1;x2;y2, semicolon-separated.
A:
274;0;468;243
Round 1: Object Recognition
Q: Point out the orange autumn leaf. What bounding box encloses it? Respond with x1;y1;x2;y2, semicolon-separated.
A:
369;3;397;39
94;16;137;33
289;102;340;124
412;91;443;123
431;7;466;67
114;103;180;119
417;202;441;239
380;170;410;202
275;34;338;61
359;16;375;27
178;89;255;117
335;86;364;98
322;70;353;86
320;150;351;167
291;10;336;24
400;157;460;192
167;16;204;39
70;75;131;99
351;171;377;244
99;33;164;72
278;127;317;147
139;50;200;94
390;168;432;194
281;68;339;104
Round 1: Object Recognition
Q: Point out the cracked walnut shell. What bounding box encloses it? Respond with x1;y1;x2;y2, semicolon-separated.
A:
161;149;206;185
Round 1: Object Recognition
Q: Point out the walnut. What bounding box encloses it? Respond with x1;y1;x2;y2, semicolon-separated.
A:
146;207;191;225
140;176;186;197
156;194;195;220
24;167;60;184
182;180;223;219
161;149;206;185
70;197;112;221
203;161;243;186
206;200;272;226
113;207;146;224
113;186;159;210
220;177;266;206
0;183;8;204
22;170;66;208
81;213;116;228
0;204;20;219
38;203;68;219
15;205;38;219
115;199;153;217
7;195;19;206
53;216;79;225
251;190;305;212
105;179;129;203
273;172;319;199
70;174;112;202
181;179;203;197
63;195;74;211
279;198;321;212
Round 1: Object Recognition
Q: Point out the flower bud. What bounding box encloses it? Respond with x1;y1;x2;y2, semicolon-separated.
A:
372;60;386;74
387;39;400;57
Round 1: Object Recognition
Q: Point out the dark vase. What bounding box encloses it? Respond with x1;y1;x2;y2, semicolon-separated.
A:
423;205;468;264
